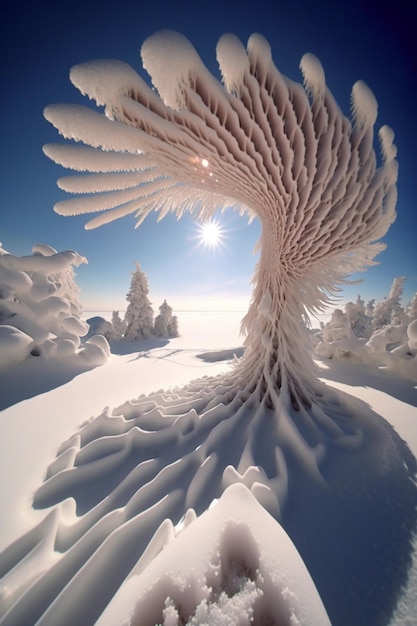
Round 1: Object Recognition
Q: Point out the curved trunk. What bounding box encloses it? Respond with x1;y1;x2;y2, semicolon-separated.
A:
239;222;317;409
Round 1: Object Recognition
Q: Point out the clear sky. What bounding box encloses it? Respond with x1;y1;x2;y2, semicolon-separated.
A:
1;0;416;313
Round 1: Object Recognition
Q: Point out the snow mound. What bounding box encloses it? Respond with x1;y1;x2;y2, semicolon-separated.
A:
97;484;330;626
0;325;33;368
0;243;109;369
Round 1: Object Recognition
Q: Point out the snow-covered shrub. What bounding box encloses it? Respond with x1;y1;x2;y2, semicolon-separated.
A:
154;300;179;338
106;310;127;340
408;319;417;349
0;243;109;367
316;279;417;379
316;309;368;361
124;263;155;340
367;318;417;379
344;296;372;339
366;318;408;354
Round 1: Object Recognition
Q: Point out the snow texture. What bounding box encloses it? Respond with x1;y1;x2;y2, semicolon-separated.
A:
0;32;413;626
0;243;110;368
0;311;416;626
97;484;330;626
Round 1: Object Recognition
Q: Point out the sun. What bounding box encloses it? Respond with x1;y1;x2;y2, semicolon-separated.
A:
197;220;224;249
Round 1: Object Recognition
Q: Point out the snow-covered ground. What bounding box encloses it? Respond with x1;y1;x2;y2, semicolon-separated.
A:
0;311;416;625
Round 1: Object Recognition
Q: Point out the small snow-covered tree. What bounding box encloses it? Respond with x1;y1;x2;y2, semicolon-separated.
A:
107;310;126;340
167;314;179;338
322;309;352;344
372;276;406;330
124;263;154;340
345;295;372;339
406;293;417;321
365;299;375;318
154;299;179;337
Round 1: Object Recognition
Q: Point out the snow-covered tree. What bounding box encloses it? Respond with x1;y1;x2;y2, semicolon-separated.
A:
372;276;407;330
322;309;352;344
154;300;179;337
124;263;154;340
315;307;368;361
167;314;179;338
344;295;372;339
43;32;399;533
365;299;375;318
406;293;417;321
315;278;417;378
0;243;109;366
106;310;126;340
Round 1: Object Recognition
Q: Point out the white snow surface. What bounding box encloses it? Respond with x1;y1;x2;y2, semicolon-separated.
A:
97;483;330;626
0;311;416;625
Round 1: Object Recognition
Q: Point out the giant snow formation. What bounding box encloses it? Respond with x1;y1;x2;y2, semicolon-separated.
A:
0;32;415;626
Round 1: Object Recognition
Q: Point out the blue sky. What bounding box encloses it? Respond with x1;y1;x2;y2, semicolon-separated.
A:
1;0;416;313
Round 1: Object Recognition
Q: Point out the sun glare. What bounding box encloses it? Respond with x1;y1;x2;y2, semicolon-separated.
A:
198;221;223;249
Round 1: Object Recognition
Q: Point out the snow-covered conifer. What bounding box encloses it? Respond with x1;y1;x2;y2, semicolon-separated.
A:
406;293;417;321
372;276;407;330
154;299;179;337
365;299;375;318
345;296;372;339
167;314;179;338
124;263;154;340
106;310;126;340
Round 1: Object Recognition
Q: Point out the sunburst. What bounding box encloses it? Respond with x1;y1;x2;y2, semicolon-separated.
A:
196;220;224;249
